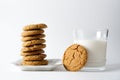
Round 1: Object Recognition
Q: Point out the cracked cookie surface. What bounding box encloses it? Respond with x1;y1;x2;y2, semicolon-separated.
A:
22;39;46;47
22;34;45;41
22;30;44;37
23;24;47;31
63;44;87;71
21;50;44;56
22;44;46;52
23;53;47;61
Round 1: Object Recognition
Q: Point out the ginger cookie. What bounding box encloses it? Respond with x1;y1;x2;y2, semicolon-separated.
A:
22;60;48;66
63;44;87;71
21;50;44;56
23;24;47;31
23;53;47;61
22;39;46;47
22;44;46;52
22;30;44;37
22;34;45;41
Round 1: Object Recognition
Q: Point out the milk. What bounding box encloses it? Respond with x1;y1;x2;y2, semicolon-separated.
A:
74;40;107;67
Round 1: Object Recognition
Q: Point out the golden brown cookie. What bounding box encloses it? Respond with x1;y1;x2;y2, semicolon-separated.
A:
63;44;87;71
22;30;44;37
22;39;46;47
22;60;48;65
23;24;47;31
22;34;45;41
22;44;46;52
23;53;47;61
21;50;44;56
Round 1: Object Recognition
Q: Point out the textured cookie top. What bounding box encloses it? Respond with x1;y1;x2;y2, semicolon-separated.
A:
23;23;47;31
22;44;46;52
23;53;47;61
63;44;88;71
22;39;46;47
21;29;44;37
22;34;46;42
21;50;44;56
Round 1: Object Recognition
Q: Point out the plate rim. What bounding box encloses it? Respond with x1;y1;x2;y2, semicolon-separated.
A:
12;58;62;71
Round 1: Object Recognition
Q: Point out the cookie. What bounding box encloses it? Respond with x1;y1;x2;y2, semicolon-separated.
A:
22;44;46;52
22;30;44;37
22;39;46;47
22;34;45;41
63;44;87;71
22;60;48;65
23;53;47;61
23;24;47;31
21;50;44;56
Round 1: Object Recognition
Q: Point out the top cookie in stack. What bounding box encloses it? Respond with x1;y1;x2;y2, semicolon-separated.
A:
21;23;48;66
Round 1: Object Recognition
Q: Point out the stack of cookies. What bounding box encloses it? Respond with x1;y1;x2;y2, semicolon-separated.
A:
21;24;48;66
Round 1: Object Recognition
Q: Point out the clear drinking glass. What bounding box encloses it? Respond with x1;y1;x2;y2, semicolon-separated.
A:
73;28;109;71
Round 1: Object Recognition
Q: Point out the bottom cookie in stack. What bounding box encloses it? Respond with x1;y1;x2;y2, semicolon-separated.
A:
22;60;48;66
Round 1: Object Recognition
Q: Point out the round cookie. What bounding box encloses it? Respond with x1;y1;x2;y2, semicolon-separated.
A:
22;30;44;37
22;34;45;42
21;50;44;56
22;44;46;52
63;44;87;71
22;60;48;66
23;24;47;31
22;39;46;47
23;53;47;61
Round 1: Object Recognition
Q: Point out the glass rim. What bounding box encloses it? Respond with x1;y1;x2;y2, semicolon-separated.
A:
73;27;109;31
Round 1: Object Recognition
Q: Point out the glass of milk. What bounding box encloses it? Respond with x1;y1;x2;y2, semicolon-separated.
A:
73;28;109;71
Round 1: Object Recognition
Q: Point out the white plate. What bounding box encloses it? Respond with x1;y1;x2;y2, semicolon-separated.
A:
12;59;62;71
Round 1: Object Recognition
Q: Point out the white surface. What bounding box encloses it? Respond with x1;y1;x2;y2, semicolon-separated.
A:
3;63;120;80
0;0;120;80
12;59;61;71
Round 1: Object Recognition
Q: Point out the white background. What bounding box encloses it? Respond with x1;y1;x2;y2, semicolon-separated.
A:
0;0;120;80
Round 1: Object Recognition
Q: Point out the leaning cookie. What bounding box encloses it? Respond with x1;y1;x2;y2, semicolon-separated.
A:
22;34;45;42
63;44;88;71
22;60;48;66
23;53;47;61
23;24;47;31
21;50;44;56
22;39;46;47
22;30;44;37
22;44;46;52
